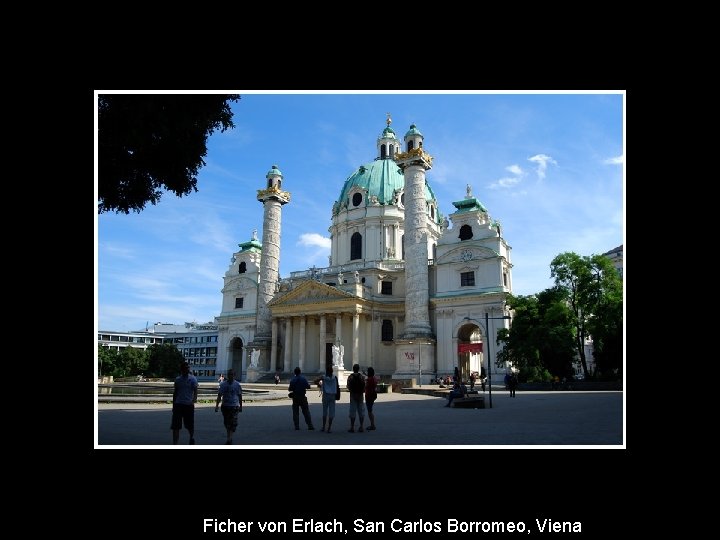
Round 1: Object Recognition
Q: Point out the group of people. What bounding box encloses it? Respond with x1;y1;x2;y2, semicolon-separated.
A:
170;360;380;444
287;363;378;433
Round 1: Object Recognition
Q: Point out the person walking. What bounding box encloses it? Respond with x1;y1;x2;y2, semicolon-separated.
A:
171;360;198;445
508;373;518;397
320;366;339;433
215;368;242;444
288;367;314;430
346;364;366;432
364;366;379;430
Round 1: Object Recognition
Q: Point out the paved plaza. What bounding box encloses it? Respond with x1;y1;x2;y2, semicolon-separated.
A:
96;386;623;447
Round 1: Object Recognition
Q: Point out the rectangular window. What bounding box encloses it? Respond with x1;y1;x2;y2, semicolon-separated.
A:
461;272;475;286
235;297;244;309
381;320;394;341
381;281;393;295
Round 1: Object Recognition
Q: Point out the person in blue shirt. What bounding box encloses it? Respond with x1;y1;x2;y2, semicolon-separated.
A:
215;368;242;444
288;367;314;431
171;361;198;444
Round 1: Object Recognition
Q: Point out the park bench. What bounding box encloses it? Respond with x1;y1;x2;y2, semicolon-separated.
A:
451;396;485;409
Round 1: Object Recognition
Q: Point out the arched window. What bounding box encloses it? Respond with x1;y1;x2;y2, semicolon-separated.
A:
401;234;405;259
459;224;473;240
267;179;272;188
238;262;246;274
389;145;394;158
381;320;393;341
408;140;414;151
381;145;386;159
351;232;362;260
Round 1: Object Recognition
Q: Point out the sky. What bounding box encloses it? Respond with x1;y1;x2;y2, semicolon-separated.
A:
96;91;624;332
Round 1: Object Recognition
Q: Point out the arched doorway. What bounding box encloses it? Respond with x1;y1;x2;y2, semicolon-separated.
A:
229;337;244;376
457;323;484;382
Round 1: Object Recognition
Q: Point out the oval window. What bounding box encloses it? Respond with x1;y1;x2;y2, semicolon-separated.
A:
352;193;362;206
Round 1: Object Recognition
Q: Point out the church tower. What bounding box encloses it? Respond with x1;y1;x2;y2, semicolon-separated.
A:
250;165;290;372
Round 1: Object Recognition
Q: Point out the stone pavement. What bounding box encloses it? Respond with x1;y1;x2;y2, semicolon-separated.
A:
96;386;623;447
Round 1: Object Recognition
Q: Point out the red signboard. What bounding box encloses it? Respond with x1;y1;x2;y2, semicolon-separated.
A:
458;343;483;353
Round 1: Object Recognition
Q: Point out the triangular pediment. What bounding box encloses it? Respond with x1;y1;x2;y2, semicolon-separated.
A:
268;280;356;307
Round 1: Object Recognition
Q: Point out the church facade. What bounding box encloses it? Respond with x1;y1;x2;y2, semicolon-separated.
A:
215;119;513;384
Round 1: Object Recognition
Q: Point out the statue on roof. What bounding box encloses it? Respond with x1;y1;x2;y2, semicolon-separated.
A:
466;184;472;198
252;228;258;241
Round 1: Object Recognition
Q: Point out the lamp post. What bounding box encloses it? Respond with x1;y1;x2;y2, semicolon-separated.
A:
463;314;512;409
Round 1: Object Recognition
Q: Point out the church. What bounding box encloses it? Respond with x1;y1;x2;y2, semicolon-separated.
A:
215;117;513;385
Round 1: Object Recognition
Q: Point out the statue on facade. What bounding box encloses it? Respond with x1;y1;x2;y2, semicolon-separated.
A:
250;349;260;368
332;343;345;369
354;270;360;283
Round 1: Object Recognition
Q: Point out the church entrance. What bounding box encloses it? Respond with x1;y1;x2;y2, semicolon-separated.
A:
230;337;243;376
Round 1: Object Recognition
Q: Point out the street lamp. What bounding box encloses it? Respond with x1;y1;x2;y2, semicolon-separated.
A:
463;314;512;409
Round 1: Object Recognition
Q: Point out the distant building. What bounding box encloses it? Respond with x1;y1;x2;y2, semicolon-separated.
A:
97;322;219;380
603;245;623;278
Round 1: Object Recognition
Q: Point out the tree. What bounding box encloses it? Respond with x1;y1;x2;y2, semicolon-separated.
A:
98;345;118;376
550;252;623;378
98;94;240;214
146;343;185;379
113;346;148;378
496;291;575;381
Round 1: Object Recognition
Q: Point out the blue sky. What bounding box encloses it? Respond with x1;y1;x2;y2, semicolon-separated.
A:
96;91;624;332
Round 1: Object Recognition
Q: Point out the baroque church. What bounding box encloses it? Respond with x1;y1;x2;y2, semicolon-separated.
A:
215;118;513;384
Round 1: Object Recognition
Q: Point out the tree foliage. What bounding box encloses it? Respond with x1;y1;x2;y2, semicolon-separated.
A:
496;291;575;380
98;94;240;214
98;345;118;376
146;343;185;379
550;252;623;378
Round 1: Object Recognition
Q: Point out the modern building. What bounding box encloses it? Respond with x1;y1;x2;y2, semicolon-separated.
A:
603;245;623;278
98;322;219;380
215;118;513;384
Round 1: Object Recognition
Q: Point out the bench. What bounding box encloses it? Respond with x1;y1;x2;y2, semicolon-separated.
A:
451;396;485;409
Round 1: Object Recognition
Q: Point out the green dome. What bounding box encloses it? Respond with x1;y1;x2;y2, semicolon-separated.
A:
266;164;282;177
380;126;397;139
404;124;423;138
334;159;441;223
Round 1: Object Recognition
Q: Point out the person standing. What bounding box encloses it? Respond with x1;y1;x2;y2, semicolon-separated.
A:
346;364;366;432
320;366;338;433
469;371;476;391
288;367;314;430
215;368;242;444
508;373;518;397
364;366;379;431
171;360;198;445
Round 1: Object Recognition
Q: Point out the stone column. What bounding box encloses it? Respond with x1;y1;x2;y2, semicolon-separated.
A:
335;313;343;345
352;312;360;367
270;318;278;372
319;314;327;373
298;316;306;372
283;318;293;373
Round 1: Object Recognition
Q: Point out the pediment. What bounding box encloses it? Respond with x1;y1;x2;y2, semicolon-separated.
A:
436;245;499;265
268;280;355;307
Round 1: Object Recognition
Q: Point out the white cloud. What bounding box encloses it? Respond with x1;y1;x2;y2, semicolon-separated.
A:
298;233;331;249
604;155;623;165
489;177;522;190
528;154;558;181
506;164;523;175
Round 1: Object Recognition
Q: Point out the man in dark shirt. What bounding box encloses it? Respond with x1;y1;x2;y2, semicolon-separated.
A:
288;367;315;431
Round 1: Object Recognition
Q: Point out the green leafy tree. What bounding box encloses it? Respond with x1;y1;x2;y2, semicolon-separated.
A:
113;347;148;378
98;345;118;376
496;291;575;380
536;287;576;378
146;343;185;379
98;94;240;214
550;252;623;378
